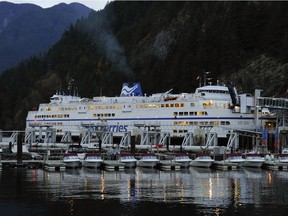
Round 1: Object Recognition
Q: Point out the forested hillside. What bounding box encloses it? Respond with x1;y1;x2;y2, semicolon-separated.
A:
0;2;92;73
0;1;287;130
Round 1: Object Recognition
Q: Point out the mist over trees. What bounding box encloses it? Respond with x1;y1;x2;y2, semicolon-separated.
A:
0;1;288;130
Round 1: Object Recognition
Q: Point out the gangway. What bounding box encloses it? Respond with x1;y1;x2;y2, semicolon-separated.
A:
101;131;113;145
257;97;288;110
61;131;72;143
119;131;131;148
257;96;288;127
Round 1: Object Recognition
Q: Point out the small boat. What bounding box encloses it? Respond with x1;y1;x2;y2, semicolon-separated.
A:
275;154;288;163
243;153;265;168
190;153;214;168
137;153;159;168
66;144;86;160
224;153;245;167
172;153;192;168
118;153;137;168
282;148;288;154
82;153;103;168
63;153;82;168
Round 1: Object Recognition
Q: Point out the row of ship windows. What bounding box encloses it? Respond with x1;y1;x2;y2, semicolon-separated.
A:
174;121;231;126
93;113;115;117
136;103;186;108
197;90;229;94
36;122;63;126
174;111;208;116
173;130;188;133
35;114;70;118
41;102;195;112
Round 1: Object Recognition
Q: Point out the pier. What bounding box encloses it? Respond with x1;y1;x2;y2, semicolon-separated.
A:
103;160;125;171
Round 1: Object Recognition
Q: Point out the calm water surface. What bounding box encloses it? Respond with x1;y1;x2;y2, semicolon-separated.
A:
1;167;288;216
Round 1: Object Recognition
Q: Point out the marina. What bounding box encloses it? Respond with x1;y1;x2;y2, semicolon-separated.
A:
0;80;288;216
1;166;288;216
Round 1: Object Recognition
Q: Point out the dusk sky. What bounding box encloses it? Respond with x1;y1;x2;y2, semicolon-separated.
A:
3;0;109;11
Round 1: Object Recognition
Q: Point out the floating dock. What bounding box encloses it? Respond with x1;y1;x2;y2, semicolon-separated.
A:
212;161;238;171
103;160;125;171
44;161;65;171
157;161;181;170
262;162;288;171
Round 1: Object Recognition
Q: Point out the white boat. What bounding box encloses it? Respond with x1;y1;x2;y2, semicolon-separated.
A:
137;153;159;168
63;153;82;168
82;153;103;168
118;153;137;168
282;148;288;154
243;153;265;168
275;154;288;163
172;153;192;168
66;144;86;160
224;153;245;167
190;153;214;168
25;82;275;147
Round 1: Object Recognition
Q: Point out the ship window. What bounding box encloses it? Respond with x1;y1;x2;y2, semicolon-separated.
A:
220;121;231;125
180;103;184;107
175;103;179;107
173;130;177;133
184;112;188;116
190;121;198;125
45;107;51;111
170;104;174;107
173;112;178;116
190;103;195;107
179;112;183;116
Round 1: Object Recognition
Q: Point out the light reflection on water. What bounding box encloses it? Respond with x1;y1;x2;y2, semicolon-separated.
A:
1;167;288;215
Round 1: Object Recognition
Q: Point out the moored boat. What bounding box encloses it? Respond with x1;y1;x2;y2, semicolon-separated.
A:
172;153;192;168
224;153;245;167
118;153;137;168
190;153;214;168
66;144;86;160
243;153;265;168
63;153;82;168
137;153;159;168
82;153;103;168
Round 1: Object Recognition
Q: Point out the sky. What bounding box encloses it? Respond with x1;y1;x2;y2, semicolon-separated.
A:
3;0;109;11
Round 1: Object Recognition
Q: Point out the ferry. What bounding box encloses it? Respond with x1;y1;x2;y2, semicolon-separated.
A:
25;82;274;144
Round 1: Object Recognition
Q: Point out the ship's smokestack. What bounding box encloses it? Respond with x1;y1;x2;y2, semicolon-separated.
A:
226;82;239;108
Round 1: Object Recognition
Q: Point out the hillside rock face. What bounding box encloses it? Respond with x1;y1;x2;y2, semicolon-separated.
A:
228;55;288;97
0;2;92;73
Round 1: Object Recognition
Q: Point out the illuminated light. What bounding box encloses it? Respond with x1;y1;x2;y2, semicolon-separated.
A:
268;172;272;185
209;178;213;199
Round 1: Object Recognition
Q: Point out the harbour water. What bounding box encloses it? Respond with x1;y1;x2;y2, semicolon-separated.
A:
1;167;288;216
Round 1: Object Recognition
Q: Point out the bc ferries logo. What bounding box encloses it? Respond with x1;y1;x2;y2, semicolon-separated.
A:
120;82;143;96
87;125;128;133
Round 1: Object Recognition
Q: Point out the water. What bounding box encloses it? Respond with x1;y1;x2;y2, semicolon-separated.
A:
1;167;288;216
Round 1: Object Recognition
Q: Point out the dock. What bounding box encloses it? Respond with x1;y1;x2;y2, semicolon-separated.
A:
103;160;125;171
157;160;181;170
44;161;65;171
212;161;238;171
262;162;288;171
0;160;43;169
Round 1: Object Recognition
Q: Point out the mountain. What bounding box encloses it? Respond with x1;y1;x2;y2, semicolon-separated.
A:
0;1;288;130
0;1;92;73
